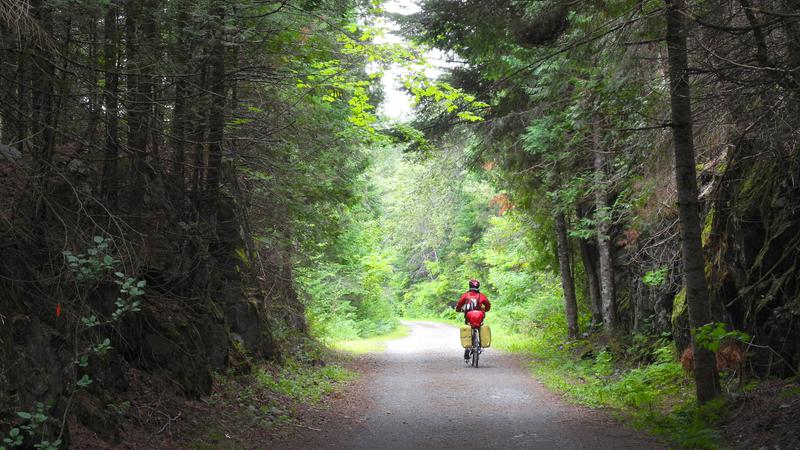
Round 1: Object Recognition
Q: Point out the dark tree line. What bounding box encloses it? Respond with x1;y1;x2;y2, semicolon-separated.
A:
1;0;382;444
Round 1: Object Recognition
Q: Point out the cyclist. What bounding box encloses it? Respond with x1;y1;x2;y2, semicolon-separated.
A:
455;279;491;361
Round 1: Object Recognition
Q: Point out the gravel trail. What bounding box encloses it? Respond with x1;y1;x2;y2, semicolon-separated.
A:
278;320;669;450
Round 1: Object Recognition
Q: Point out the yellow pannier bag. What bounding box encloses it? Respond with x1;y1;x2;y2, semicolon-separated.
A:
460;326;472;348
479;325;491;348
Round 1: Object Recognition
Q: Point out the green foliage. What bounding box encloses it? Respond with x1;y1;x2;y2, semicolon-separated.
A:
62;236;115;283
111;273;145;320
695;322;750;352
652;397;729;449
67;239;144;360
625;330;675;365
299;142;563;342
256;359;355;404
63;237;145;327
297;201;398;341
402;276;457;318
403;74;489;122
778;385;800;399
3;403;60;450
491;318;724;449
65;238;146;391
4;237;148;450
642;267;669;287
671;288;687;327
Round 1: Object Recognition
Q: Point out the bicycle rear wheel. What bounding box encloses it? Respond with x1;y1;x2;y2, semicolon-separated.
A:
471;329;480;368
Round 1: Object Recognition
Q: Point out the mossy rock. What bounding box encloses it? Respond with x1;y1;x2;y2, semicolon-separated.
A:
131;306;219;397
671;287;691;352
74;391;121;444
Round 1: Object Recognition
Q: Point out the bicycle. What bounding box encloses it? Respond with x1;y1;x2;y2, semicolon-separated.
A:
454;302;487;368
468;325;482;368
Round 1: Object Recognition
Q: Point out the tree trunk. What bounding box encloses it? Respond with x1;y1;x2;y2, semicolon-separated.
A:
779;0;800;92
14;49;29;154
577;204;603;326
205;0;226;196
593;125;617;334
664;0;720;403
578;239;603;328
101;4;119;202
555;211;579;339
83;13;100;154
125;0;149;212
142;0;162;176
0;46;15;144
190;65;208;197
30;0;56;176
150;70;164;173
171;3;190;192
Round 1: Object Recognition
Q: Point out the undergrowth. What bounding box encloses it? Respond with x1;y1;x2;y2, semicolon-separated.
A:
256;359;355;404
201;352;356;442
493;325;729;449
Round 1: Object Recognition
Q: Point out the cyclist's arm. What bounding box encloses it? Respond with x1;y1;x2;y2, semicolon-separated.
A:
481;295;491;312
455;294;466;312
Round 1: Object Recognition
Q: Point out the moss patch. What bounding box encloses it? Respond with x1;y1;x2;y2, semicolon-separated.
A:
671;287;686;328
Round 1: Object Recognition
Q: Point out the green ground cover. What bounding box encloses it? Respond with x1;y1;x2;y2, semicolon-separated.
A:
256;359;356;404
491;325;728;449
329;323;412;354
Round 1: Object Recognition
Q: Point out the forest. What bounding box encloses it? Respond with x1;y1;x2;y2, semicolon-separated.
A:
1;0;799;448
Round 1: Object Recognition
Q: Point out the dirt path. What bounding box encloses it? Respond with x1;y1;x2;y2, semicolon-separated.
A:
277;321;669;449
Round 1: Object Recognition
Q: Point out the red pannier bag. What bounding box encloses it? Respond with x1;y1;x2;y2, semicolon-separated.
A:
465;310;485;328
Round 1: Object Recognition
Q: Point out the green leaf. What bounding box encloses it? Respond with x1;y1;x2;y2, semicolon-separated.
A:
82;315;98;327
76;374;93;388
16;411;32;419
642;267;668;287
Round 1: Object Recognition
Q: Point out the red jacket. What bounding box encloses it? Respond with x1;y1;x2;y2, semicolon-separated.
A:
456;291;490;313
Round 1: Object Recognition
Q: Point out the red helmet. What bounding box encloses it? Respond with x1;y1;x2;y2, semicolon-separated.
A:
468;279;480;290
